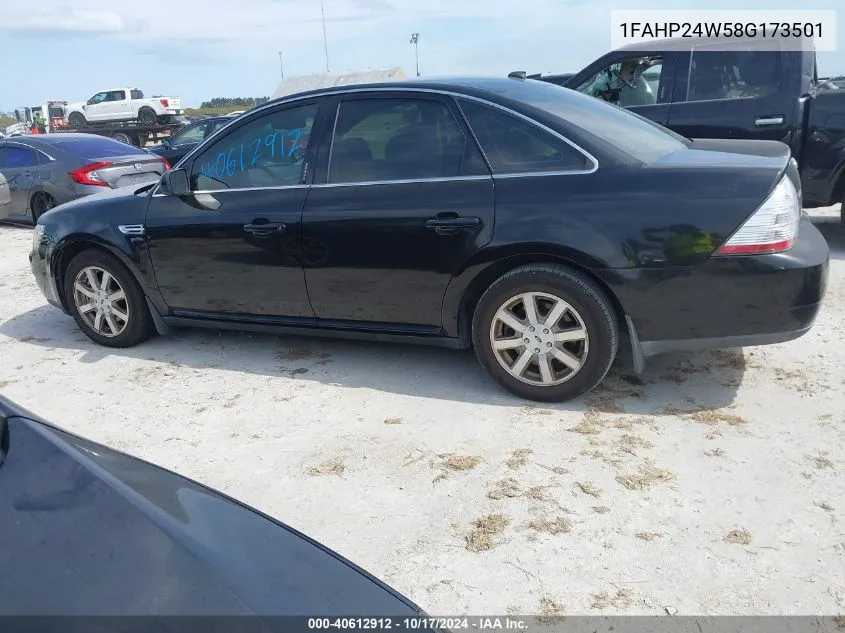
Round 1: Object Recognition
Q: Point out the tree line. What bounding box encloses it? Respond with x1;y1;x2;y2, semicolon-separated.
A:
199;97;270;109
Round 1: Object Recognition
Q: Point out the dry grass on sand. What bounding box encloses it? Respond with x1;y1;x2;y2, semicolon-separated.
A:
488;478;522;500
591;588;634;610
442;454;482;471
307;457;345;477
465;514;510;552
616;460;676;491
528;516;572;535
507;448;533;470
724;528;753;545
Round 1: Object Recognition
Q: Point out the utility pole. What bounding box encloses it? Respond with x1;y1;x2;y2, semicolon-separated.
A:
320;0;330;73
278;51;284;80
410;32;420;76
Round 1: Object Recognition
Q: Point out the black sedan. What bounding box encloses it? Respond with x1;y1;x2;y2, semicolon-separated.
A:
148;115;233;166
29;77;830;402
0;396;422;618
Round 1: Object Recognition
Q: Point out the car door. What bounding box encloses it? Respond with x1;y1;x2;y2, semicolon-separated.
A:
567;51;679;126
145;100;327;319
107;90;131;119
300;92;494;329
84;92;109;121
666;43;797;142
0;143;38;220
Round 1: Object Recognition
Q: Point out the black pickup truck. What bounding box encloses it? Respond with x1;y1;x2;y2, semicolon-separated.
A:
524;38;845;219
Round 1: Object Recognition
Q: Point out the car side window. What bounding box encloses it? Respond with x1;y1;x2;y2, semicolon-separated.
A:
459;100;589;174
1;146;38;168
107;91;126;102
328;98;469;184
575;56;663;107
170;122;206;146
687;49;780;102
89;92;108;104
189;103;318;191
130;89;144;99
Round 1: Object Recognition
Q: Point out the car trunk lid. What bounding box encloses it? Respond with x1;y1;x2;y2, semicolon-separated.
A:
88;155;166;189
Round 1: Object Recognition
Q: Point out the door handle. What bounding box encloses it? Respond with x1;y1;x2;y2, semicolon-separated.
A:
754;116;784;127
243;222;286;237
425;215;481;235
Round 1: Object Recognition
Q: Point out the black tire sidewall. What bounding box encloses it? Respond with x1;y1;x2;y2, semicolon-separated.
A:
138;108;156;125
472;266;618;402
63;250;153;348
68;113;86;127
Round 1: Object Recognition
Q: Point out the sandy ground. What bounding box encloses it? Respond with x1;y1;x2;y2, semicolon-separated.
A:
1;208;844;616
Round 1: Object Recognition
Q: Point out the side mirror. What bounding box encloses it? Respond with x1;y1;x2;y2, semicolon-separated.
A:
160;169;189;196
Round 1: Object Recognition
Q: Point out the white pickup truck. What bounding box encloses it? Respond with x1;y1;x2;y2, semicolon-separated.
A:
66;88;183;127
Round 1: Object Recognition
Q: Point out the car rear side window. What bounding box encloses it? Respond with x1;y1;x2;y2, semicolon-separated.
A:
687;48;781;101
130;89;144;99
49;138;145;158
189;103;318;191
328;97;477;184
0;146;38;168
459;99;590;174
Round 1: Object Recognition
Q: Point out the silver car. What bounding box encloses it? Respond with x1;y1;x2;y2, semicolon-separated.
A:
0;134;168;224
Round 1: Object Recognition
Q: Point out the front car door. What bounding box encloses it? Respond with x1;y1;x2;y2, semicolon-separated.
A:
106;90;132;119
145;100;327;319
0;143;39;221
666;41;797;142
84;92;110;121
301;91;494;330
567;51;678;126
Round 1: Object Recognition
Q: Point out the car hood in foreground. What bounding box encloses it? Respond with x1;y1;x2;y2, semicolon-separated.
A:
0;398;420;616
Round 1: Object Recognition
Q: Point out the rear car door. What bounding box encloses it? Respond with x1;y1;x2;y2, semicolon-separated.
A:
0;143;38;220
107;90;132;119
567;51;678;126
301;91;494;329
145;100;326;318
666;43;797;142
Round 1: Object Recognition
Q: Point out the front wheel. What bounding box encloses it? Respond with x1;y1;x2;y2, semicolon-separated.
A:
67;112;87;128
64;249;155;348
472;264;618;402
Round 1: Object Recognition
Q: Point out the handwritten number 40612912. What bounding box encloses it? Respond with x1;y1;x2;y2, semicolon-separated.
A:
199;128;305;181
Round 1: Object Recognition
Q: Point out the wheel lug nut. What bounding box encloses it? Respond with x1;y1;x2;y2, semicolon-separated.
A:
529;326;535;332
523;338;530;343
544;329;549;334
534;348;540;353
547;342;552;347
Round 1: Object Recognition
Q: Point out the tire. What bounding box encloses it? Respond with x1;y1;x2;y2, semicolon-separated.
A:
68;112;87;128
30;192;57;223
471;264;618;402
138;107;156;126
63;249;155;348
111;132;132;145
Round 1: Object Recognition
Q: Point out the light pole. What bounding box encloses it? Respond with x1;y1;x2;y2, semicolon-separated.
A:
410;32;420;76
320;0;330;73
278;51;284;80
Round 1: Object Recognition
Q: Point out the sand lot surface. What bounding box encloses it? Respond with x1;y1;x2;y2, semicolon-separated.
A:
1;208;844;615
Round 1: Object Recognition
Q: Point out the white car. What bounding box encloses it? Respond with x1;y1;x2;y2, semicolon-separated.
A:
66;88;183;128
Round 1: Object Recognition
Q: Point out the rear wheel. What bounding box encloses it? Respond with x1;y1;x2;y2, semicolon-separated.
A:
138;107;156;126
30;192;56;222
68;112;86;128
64;249;154;348
472;264;618;402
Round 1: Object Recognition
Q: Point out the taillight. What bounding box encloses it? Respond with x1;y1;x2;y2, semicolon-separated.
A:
159;157;171;171
160;99;169;108
715;175;801;256
69;161;112;187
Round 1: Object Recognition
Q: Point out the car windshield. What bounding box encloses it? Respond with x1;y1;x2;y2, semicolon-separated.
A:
499;79;691;163
48;137;147;158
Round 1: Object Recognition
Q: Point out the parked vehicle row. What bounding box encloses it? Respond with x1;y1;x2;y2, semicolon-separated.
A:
523;36;845;220
30;77;829;402
0;135;168;224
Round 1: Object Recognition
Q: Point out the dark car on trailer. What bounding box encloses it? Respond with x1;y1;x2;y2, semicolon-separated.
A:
0;396;423;618
30;77;829;402
526;36;845;220
0;134;168;224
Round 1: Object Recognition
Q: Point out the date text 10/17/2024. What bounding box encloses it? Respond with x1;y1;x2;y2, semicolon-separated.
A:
307;617;529;631
198;127;309;182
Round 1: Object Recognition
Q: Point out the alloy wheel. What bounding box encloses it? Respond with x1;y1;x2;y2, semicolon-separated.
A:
489;291;589;386
72;266;130;337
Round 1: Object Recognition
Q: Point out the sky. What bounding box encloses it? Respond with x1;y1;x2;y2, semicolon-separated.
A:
1;0;843;110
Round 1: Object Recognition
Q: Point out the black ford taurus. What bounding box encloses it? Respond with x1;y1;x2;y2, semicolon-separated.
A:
29;77;830;402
